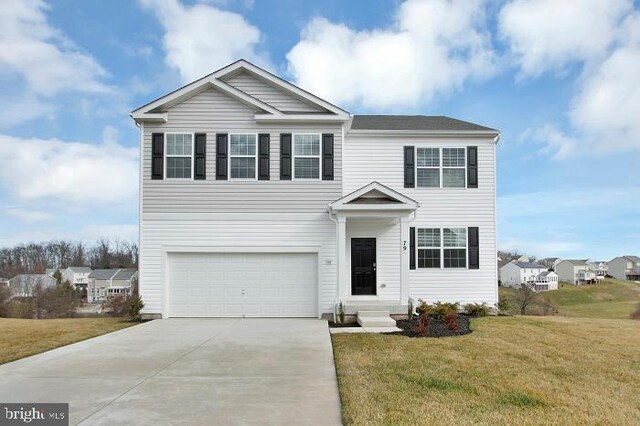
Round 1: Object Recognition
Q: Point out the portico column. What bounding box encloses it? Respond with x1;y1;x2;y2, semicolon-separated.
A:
400;216;410;305
336;216;349;302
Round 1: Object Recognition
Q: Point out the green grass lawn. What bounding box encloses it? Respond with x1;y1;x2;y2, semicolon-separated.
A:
332;316;640;425
500;278;640;319
0;317;136;364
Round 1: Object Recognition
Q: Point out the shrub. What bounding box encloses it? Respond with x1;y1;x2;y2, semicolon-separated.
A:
34;282;81;318
127;294;145;321
407;299;414;318
102;295;129;317
415;300;432;335
10;300;34;319
631;303;640;320
444;311;459;331
0;286;12;317
496;295;510;312
431;302;459;320
464;302;489;317
337;301;345;325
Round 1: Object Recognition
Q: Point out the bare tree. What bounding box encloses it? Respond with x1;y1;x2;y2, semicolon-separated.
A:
512;285;538;315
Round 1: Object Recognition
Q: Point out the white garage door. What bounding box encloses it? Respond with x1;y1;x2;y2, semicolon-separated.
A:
168;252;318;317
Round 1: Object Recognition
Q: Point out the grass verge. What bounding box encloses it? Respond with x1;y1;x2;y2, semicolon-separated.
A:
0;317;136;364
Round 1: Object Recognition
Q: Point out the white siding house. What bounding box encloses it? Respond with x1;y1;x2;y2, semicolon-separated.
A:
8;274;57;297
499;261;547;287
131;60;500;319
555;259;595;285
607;256;640;281
62;267;92;290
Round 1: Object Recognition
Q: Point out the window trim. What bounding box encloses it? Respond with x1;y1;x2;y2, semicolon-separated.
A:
416;226;469;269
164;132;195;180
228;133;258;181
292;133;322;181
415;147;467;189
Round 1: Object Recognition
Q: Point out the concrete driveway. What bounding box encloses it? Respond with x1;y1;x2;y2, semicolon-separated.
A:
0;319;342;425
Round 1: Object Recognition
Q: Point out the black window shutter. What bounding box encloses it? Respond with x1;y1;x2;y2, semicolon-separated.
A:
468;227;479;269
216;133;228;180
258;133;270;180
194;133;206;180
410;227;416;270
322;133;334;180
151;133;164;180
280;133;292;180
467;146;478;188
404;146;415;188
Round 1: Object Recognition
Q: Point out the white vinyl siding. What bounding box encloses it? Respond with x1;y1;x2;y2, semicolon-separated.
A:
166;133;193;179
343;134;497;305
293;134;321;179
229;134;257;180
223;71;325;113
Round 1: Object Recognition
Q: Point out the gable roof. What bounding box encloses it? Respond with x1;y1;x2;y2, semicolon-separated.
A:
329;181;419;212
622;255;640;263
513;261;546;269
66;266;92;273
88;269;119;280
132;59;350;123
561;259;589;266
113;269;137;280
350;115;498;134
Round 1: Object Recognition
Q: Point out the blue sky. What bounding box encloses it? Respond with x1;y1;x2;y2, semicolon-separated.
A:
0;0;638;260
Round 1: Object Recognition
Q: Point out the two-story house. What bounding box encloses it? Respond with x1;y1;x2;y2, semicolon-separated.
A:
555;259;596;285
131;60;499;321
499;261;553;290
608;256;640;281
61;267;93;291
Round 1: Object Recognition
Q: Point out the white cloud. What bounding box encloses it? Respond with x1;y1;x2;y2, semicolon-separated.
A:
499;0;632;77
0;0;110;96
0;129;138;205
4;207;53;223
286;0;496;109
138;0;268;82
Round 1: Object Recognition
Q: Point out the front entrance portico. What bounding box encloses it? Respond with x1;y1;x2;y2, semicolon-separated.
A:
328;182;419;315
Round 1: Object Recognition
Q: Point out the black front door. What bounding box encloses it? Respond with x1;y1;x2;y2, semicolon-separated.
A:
351;238;376;295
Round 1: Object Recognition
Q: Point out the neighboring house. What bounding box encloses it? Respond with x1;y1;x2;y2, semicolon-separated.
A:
499;261;549;289
586;260;608;281
8;274;57;297
88;269;137;302
607;256;640;281
555;259;596;285
533;271;559;292
45;268;58;276
62;267;93;291
131;59;500;319
539;257;561;269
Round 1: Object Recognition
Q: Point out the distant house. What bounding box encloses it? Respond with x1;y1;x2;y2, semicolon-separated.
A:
586;260;608;281
607;256;640;281
539;257;562;269
62;267;93;291
44;268;58;276
88;269;138;303
555;259;596;285
8;274;57;297
533;271;559;291
499;261;550;289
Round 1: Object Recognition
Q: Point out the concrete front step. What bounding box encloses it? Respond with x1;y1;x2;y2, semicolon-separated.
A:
357;310;396;327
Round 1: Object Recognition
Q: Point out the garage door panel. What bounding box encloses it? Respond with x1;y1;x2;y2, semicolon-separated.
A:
169;252;317;317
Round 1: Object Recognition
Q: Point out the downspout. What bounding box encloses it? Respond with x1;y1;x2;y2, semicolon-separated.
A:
328;207;339;323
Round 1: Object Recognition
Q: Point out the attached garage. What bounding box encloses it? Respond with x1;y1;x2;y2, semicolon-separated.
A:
167;252;318;317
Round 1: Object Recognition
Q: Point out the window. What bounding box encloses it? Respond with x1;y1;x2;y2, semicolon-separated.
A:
417;227;467;268
417;228;441;268
229;134;257;179
416;148;440;188
442;148;466;187
166;133;193;179
415;147;466;188
293;134;320;179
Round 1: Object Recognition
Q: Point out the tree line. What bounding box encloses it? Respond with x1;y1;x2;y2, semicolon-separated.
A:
0;239;138;279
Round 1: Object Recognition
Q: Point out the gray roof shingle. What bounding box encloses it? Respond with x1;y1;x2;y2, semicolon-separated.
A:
513;261;546;269
113;269;137;280
351;115;497;132
88;269;119;279
67;267;93;273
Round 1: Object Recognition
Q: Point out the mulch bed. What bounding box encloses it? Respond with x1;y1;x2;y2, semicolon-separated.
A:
328;321;361;328
388;315;473;338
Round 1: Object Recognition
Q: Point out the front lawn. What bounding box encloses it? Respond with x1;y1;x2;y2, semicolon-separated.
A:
332;316;640;425
0;317;136;364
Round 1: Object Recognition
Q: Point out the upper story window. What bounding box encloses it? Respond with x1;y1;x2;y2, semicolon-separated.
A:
166;133;193;179
416;147;466;188
417;227;467;268
229;134;257;179
293;134;320;179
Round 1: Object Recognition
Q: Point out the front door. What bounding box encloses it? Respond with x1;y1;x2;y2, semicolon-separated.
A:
351;238;376;295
